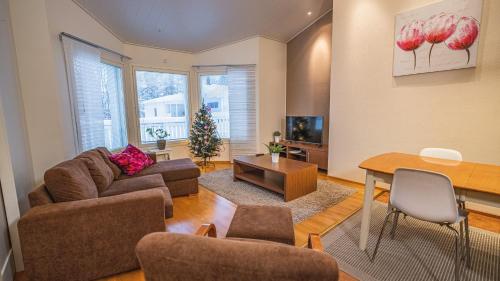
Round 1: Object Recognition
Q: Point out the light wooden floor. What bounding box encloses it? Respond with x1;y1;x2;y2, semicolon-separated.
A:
16;163;500;281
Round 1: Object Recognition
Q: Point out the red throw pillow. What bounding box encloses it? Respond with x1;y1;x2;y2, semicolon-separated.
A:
109;144;154;176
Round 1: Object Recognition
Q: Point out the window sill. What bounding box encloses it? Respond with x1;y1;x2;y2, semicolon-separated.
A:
140;139;188;149
139;138;229;151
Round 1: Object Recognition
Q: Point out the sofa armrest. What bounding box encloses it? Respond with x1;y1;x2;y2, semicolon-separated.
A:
145;152;158;164
18;189;166;281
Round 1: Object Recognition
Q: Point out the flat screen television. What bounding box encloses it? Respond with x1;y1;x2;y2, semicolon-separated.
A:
285;116;324;144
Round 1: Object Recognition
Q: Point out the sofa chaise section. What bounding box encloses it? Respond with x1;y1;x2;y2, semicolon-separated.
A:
118;158;201;197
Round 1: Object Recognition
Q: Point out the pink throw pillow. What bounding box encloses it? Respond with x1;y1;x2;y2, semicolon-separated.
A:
109;144;154;176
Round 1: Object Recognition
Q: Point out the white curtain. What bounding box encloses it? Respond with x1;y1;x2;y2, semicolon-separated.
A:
228;65;257;158
62;37;104;152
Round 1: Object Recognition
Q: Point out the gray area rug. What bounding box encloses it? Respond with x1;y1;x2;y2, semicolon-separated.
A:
199;169;356;223
322;201;499;281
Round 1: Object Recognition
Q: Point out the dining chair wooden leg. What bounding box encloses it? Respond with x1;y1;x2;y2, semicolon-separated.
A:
390;212;400;239
371;211;394;262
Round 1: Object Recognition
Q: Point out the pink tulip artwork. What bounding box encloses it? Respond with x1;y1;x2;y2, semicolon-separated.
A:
445;16;480;64
396;20;426;69
423;13;457;66
393;0;482;77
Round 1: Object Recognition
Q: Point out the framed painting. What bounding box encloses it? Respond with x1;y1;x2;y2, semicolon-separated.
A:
393;0;483;76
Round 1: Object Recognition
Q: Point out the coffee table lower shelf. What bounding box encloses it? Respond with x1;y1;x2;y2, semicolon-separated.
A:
234;171;284;195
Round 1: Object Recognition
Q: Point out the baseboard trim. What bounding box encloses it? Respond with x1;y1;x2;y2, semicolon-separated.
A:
1;249;14;281
326;175;389;191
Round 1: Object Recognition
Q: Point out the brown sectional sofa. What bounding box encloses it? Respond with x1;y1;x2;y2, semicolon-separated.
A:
18;147;201;281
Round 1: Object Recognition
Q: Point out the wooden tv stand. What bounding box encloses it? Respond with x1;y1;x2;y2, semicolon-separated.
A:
271;141;328;170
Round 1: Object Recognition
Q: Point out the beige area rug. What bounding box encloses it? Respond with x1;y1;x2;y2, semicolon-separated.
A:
199;169;356;223
322;201;499;281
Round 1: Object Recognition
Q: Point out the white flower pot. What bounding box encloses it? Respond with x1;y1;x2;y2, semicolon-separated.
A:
271;153;280;163
274;136;280;143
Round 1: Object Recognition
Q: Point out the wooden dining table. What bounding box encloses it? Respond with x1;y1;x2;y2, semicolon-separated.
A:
358;152;500;250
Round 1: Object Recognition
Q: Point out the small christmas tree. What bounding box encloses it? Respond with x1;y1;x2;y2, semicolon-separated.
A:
188;103;223;166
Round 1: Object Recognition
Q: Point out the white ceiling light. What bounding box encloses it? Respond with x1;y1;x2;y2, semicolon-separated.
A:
307;11;312;16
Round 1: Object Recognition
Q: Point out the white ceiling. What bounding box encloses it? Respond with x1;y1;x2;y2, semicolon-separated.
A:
73;0;332;53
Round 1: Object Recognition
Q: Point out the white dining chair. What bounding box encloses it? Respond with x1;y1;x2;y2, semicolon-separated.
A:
371;168;471;281
419;147;463;161
420;147;466;205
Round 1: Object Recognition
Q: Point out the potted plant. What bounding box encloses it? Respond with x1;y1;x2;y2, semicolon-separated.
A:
146;128;170;150
273;131;281;143
265;143;285;163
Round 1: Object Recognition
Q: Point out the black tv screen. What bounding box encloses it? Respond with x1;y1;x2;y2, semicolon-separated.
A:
286;116;323;144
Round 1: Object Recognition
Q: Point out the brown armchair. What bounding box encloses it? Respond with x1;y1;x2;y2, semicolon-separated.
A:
136;224;339;281
18;189;166;281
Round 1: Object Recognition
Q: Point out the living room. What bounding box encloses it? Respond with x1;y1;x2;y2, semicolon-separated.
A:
0;0;498;281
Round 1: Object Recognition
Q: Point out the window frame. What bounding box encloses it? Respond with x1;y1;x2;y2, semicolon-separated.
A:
131;65;192;147
196;70;230;140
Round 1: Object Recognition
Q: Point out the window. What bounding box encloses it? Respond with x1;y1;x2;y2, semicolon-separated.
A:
62;37;127;152
135;70;189;143
101;63;128;150
199;74;230;138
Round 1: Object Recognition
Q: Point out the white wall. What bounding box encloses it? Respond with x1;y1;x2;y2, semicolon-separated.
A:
195;37;260;65
9;0;124;183
9;0;67;183
328;0;500;181
258;38;287;152
0;0;34;215
0;0;33;272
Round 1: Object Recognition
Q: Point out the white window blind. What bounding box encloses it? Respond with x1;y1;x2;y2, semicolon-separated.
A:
62;38;127;152
228;65;257;158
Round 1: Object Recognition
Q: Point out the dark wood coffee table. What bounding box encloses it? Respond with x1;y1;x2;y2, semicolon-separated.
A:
233;155;318;202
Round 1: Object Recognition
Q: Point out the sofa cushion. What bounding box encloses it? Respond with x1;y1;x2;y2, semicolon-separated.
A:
99;175;173;218
28;185;54;207
96;147;122;179
44;159;98;202
76;150;114;192
110;144;154;176
99;174;166;197
119;158;200;182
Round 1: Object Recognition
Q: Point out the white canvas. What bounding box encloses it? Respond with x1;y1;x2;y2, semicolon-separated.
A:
393;0;482;76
